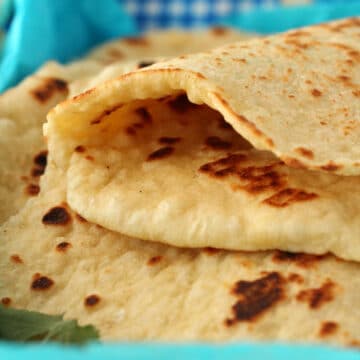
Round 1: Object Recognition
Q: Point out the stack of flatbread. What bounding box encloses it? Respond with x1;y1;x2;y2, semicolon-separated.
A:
1;20;360;347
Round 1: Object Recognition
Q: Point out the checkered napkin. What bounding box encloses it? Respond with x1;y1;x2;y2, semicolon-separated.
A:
121;0;315;30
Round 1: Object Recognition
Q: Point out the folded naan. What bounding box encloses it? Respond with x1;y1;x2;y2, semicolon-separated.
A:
47;18;360;261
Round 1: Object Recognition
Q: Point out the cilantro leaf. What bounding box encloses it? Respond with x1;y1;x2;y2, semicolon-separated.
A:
0;305;99;344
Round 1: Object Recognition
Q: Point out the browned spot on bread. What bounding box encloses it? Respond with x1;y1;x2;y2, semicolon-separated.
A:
284;38;310;49
75;145;86;153
232;58;247;63
287;30;310;37
42;206;71;225
90;104;122;125
84;294;101;307
31;150;48;178
123;36;149;46
125;107;153;135
272;251;325;268
138;61;155;69
205;136;232;150
34;150;48;168
10;254;23;264
31;167;45;177
147;256;163;266
25;184;40;196
85;155;94;161
237;165;285;194
136;107;152;124
283;156;307;169
264;188;318;208
319;321;339;337
168;94;197;114
225;272;285;325
158;136;181;145
203;247;220;255
311;89;322;97
31;274;54;291
320;161;342;172
295;147;314;159
75;213;87;223
147;146;174;161
296;280;336;309
199;153;247;176
200;156;285;194
287;273;304;284
106;48;124;61
320;121;327;126
56;242;72;252
31;78;68;103
211;26;228;36
1;297;11;306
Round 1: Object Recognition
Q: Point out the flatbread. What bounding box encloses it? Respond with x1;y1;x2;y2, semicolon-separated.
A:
0;28;251;224
46;18;360;261
0;164;359;347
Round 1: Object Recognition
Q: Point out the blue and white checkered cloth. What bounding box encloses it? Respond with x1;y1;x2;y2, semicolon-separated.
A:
122;0;282;30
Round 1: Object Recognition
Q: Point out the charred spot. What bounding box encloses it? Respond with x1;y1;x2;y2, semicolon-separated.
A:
147;255;163;266
320;162;342;172
296;280;336;309
263;188;318;208
199;153;247;175
25;184;40;196
295;147;314;159
75;145;86;153
205;136;232;150
168;94;197;114
90;104;122;125
31;274;54;291
56;242;72;252
272;251;325;268
225;272;285;325
1;297;11;306
84;294;101;307
284;38;309;49
211;26;228;36
138;61;155;69
135;107;152;124
31;167;45;177
283;157;307;169
158;136;181;145
34;150;48;168
42;206;71;225
311;89;322;97
123;36;149;46
10;254;23;264
203;247;220;255
147;146;174;161
31;78;68;103
319;321;339;337
237;165;285;194
287;273;304;284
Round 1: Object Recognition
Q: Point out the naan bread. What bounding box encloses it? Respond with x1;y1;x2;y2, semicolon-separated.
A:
0;164;359;347
0;28;251;224
0;22;359;348
46;18;360;261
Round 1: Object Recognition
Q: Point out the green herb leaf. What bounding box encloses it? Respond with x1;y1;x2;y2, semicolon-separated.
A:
0;305;99;344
